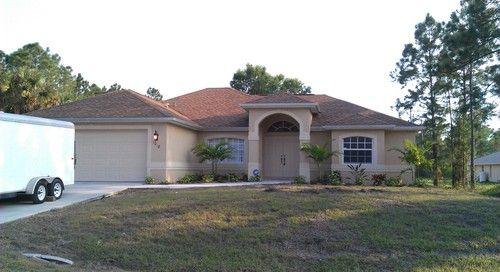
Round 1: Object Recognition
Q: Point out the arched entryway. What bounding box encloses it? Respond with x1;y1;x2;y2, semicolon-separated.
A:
260;114;300;179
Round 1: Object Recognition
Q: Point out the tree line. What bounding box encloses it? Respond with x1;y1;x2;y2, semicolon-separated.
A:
0;43;164;113
391;0;499;189
0;43;308;114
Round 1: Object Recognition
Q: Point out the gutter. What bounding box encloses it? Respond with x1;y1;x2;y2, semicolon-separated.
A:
49;118;423;132
321;125;424;131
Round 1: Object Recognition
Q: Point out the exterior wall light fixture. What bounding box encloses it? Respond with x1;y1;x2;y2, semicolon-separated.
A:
153;130;160;148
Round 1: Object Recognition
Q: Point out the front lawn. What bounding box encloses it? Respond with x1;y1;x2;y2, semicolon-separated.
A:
1;185;499;271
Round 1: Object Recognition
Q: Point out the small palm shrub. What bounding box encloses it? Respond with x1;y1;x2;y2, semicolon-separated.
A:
225;173;240;182
348;163;367;185
390;139;431;183
372;174;386;186
192;142;233;176
327;171;342;185
385;177;402;187
178;174;202;184
293;176;307;184
202;174;215;183
300;143;337;182
145;176;156;184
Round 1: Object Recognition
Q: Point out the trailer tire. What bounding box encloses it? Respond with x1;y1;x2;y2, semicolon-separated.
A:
32;181;47;204
49;179;64;199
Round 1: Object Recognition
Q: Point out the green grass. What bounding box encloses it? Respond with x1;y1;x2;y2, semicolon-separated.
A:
413;178;500;197
1;185;499;271
475;182;500;197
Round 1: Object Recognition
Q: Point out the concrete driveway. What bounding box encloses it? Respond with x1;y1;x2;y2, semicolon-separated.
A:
0;180;289;224
0;182;139;224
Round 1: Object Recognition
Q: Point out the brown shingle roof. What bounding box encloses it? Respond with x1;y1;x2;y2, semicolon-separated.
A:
165;87;255;127
242;93;312;104
28;87;415;129
165;88;414;128
298;94;413;127
28;90;190;121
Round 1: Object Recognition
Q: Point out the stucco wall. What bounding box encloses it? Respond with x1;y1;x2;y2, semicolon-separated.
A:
149;123;168;181
163;124;199;182
330;129;417;184
309;131;332;180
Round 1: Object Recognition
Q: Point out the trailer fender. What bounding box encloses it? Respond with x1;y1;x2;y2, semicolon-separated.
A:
25;177;61;195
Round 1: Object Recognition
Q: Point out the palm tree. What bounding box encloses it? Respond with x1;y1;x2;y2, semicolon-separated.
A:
192;141;233;176
390;139;431;183
300;143;337;182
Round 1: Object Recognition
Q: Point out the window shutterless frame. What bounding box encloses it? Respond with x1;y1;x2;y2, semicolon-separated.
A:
342;136;373;164
207;138;245;164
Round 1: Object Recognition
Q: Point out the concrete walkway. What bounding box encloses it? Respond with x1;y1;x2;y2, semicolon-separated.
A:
0;180;289;224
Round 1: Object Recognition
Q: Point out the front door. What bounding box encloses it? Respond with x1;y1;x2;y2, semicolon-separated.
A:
264;135;300;179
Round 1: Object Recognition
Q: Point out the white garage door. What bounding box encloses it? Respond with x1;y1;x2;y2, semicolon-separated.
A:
75;129;148;182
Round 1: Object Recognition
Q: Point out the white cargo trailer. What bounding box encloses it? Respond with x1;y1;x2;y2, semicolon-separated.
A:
0;112;75;203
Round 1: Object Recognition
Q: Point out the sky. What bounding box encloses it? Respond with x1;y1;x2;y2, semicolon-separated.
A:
1;0;498;128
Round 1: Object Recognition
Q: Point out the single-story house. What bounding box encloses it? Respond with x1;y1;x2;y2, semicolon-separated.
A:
475;151;500;182
29;87;422;183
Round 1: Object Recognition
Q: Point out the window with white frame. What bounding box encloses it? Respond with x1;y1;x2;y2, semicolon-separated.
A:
343;136;373;164
207;138;245;164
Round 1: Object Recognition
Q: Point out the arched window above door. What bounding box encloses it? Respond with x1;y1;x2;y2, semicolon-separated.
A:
267;121;299;132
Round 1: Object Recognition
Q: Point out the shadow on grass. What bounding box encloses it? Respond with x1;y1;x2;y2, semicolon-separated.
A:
1;186;499;271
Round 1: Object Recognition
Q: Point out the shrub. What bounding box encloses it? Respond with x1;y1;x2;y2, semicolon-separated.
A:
225;173;240;182
327;171;342;185
412;178;428;187
293;176;307;184
385;177;402;187
178;174;201;184
241;174;248;182
202;174;215;183
214;174;224;182
192;142;233;177
300;143;337;182
248;175;261;182
144;176;156;184
372;174;386;186
348;163;367;185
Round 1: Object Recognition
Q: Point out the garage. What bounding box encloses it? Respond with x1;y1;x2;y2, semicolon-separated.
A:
75;129;148;182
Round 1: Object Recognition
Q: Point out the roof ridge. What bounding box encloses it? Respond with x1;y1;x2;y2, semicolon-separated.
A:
167;87;252;101
124;90;192;120
243;92;315;104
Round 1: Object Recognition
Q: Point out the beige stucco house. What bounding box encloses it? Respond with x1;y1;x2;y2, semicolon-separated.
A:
30;87;422;183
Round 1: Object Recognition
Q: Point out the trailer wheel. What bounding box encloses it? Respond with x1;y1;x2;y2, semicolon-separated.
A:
49;179;64;199
32;182;47;204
